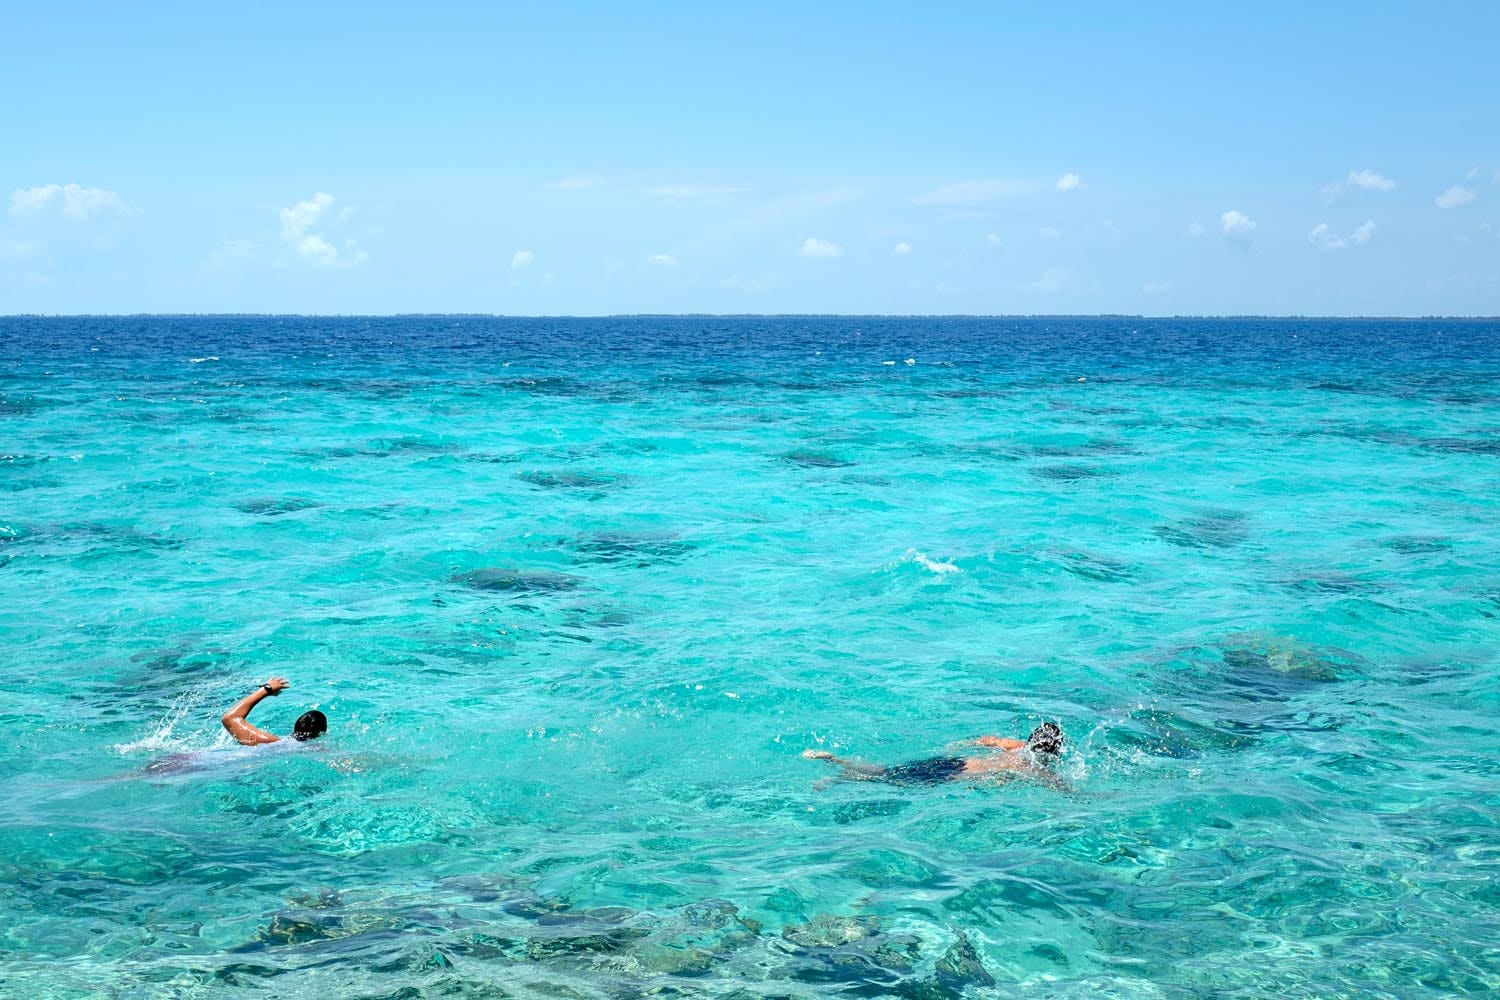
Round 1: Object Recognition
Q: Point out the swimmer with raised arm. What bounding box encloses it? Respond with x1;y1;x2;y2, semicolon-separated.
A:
802;723;1065;786
221;676;327;746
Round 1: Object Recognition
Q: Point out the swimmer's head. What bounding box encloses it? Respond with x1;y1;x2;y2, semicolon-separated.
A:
293;710;328;741
1027;722;1064;757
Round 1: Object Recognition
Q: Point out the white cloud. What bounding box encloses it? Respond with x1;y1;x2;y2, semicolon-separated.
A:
1221;210;1256;239
1466;165;1482;180
1435;185;1475;209
797;237;842;259
1308;224;1346;251
279;192;332;242
893;241;911;255
1039;226;1062;240
275;192;364;267
1187;222;1205;238
296;235;339;266
10;183;131;221
1022;266;1075;293
647;252;680;267
511;250;535;269
912;178;1040;206
1323;169;1395;196
986;233;1003;247
1143;280;1173;295
1055;172;1083;193
1310;219;1379;251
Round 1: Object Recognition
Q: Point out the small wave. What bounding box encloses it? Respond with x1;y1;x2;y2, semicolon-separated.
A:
898;548;961;574
189;356;219;363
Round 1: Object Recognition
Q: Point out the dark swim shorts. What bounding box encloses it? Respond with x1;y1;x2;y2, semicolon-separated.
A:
881;756;967;785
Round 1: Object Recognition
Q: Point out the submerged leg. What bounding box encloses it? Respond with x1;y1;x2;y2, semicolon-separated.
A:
802;748;887;781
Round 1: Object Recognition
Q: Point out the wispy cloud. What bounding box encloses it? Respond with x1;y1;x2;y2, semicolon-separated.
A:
646;183;750;202
893;242;912;255
721;272;782;292
646;252;680;267
718;186;865;237
797;237;842;259
0;238;42;261
1021;266;1075;293
1435;185;1475;209
986;233;1003;247
511;249;535;269
1322;169;1395;197
1187;222;1206;238
1039;226;1062;241
912;178;1040;206
1055;172;1084;193
1220;210;1256;240
10;183;132;221
203;238;257;272
549;175;606;191
1143;280;1173;295
1308;220;1375;251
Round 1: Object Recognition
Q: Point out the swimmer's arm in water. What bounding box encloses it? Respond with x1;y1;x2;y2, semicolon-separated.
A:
221;677;288;746
971;735;1026;750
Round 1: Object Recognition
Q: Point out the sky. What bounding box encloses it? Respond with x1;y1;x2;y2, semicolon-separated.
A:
3;1;1498;316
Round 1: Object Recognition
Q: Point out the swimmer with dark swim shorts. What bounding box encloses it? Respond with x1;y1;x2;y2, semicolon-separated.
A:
802;723;1065;786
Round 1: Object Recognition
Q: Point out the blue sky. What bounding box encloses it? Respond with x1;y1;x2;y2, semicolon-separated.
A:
3;2;1498;315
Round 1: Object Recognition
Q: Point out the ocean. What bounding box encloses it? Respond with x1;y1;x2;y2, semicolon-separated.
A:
2;315;1497;998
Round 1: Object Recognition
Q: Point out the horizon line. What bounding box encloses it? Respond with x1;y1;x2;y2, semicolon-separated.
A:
4;312;1499;322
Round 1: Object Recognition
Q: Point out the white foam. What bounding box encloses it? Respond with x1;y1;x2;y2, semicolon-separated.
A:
113;679;221;755
902;547;961;574
189;356;219;363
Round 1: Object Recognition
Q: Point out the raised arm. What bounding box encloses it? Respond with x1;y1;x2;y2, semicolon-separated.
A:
972;735;1027;750
222;677;289;745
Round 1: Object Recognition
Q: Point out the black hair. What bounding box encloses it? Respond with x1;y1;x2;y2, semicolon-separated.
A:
1027;722;1064;757
293;710;328;741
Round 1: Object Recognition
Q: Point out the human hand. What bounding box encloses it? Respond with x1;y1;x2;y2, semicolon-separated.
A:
263;677;290;695
975;735;1005;748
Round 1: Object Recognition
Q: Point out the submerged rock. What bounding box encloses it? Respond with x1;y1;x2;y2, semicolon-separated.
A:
233;497;324;516
454;568;584;593
1217;633;1366;682
934;929;996;992
516;470;624;490
783;449;855;468
1030;463;1111;482
781;914;879;949
1152;510;1248;549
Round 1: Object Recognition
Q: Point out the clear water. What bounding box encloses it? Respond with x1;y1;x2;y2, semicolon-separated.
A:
2;316;1497;999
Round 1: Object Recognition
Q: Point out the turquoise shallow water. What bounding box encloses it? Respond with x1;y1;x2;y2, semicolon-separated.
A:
2;316;1497;998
